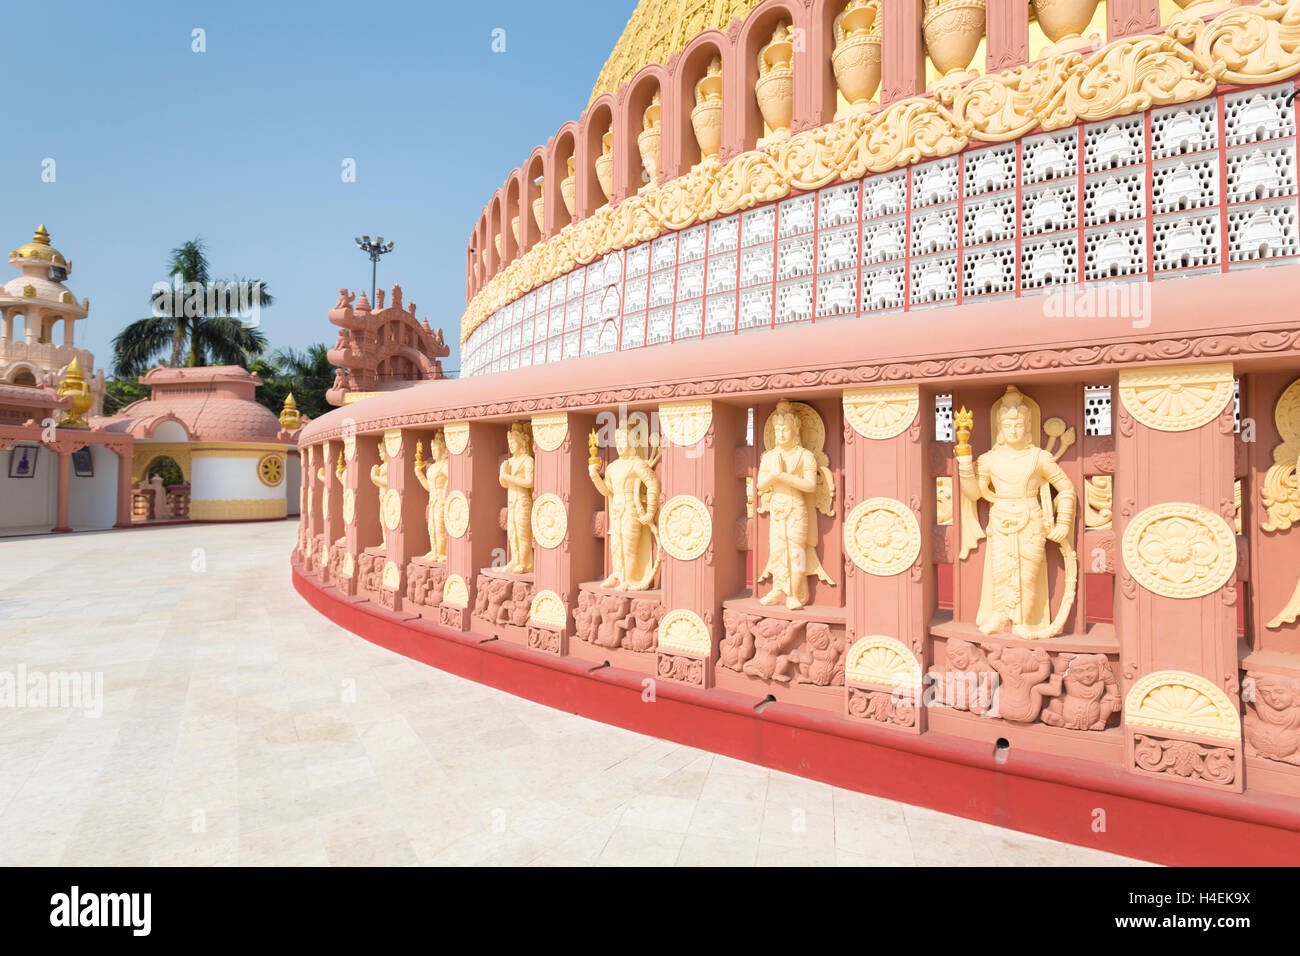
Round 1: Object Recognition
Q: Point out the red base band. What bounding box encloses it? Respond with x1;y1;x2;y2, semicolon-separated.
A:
293;564;1300;866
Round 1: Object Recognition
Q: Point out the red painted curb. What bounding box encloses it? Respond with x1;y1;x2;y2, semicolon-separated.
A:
292;562;1300;866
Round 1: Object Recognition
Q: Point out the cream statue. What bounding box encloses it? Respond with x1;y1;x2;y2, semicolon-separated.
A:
756;400;836;610
370;439;389;552
414;432;449;563
588;415;662;590
334;451;346;545
956;387;1077;640
500;422;535;574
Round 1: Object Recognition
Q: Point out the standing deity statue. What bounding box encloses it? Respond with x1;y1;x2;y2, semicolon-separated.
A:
500;422;535;574
334;452;346;544
414;432;450;563
956;386;1077;640
756;399;836;610
370;439;389;552
588;416;662;590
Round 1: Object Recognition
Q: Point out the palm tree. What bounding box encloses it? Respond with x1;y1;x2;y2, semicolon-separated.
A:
111;239;273;378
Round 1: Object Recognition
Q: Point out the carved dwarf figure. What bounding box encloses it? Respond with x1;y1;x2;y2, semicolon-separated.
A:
484;577;512;624
957;387;1076;639
985;644;1060;724
756;400;835;610
621;599;662;653
499;422;535;574
719;609;756;672
743;617;803;683
573;590;598;643
473;574;491;619
1244;674;1300;765
1041;653;1119;731
508;582;532;628
588;417;661;590
370;439;390;552
789;622;845;686
414;432;450;563
595;594;630;648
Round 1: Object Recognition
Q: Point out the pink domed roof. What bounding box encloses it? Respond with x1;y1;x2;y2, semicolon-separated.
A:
93;365;286;443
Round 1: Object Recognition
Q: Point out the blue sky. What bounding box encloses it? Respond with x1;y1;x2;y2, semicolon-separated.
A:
2;0;638;375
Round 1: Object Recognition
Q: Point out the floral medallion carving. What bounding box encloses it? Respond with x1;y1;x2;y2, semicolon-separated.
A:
443;573;469;609
529;589;567;629
658;495;712;561
1125;670;1241;739
381;488;402;531
845;497;921;576
659;400;712;447
531;493;568;549
444;491;470;539
842;385;919;440
657;608;711;656
444;422;470;455
383;428;403;460
844;635;922;689
342;488;356;526
1117;363;1234;433
1121;502;1235;599
530;412;568;452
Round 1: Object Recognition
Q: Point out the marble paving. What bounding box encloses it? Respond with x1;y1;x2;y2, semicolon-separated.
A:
0;521;1150;866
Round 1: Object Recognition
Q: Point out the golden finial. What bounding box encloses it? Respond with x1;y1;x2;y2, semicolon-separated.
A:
954;405;974;458
56;356;92;429
588;428;601;466
414;440;425;473
278;392;301;430
33;225;51;246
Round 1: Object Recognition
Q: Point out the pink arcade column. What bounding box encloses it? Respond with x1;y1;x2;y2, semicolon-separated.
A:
51;439;72;533
441;421;498;631
1115;364;1244;792
655;400;748;689
841;386;931;733
374;429;423;614
110;439;134;529
527;412;603;656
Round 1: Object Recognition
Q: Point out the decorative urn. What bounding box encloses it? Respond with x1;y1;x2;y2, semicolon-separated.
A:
831;0;882;118
922;0;986;83
755;22;795;144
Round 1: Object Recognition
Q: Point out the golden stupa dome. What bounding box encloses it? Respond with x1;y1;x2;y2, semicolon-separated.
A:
589;0;764;105
10;225;68;266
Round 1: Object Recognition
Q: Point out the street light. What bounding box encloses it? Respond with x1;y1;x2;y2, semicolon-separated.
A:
355;235;395;302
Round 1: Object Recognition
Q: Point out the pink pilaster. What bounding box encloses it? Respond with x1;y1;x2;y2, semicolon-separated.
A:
657;402;752;686
446;422;501;626
530;413;604;650
881;0;925;105
985;0;1029;72
842;387;933;730
1108;0;1161;39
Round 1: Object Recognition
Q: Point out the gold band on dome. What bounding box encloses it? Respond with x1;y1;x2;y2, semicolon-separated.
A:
589;0;765;105
462;1;1300;344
